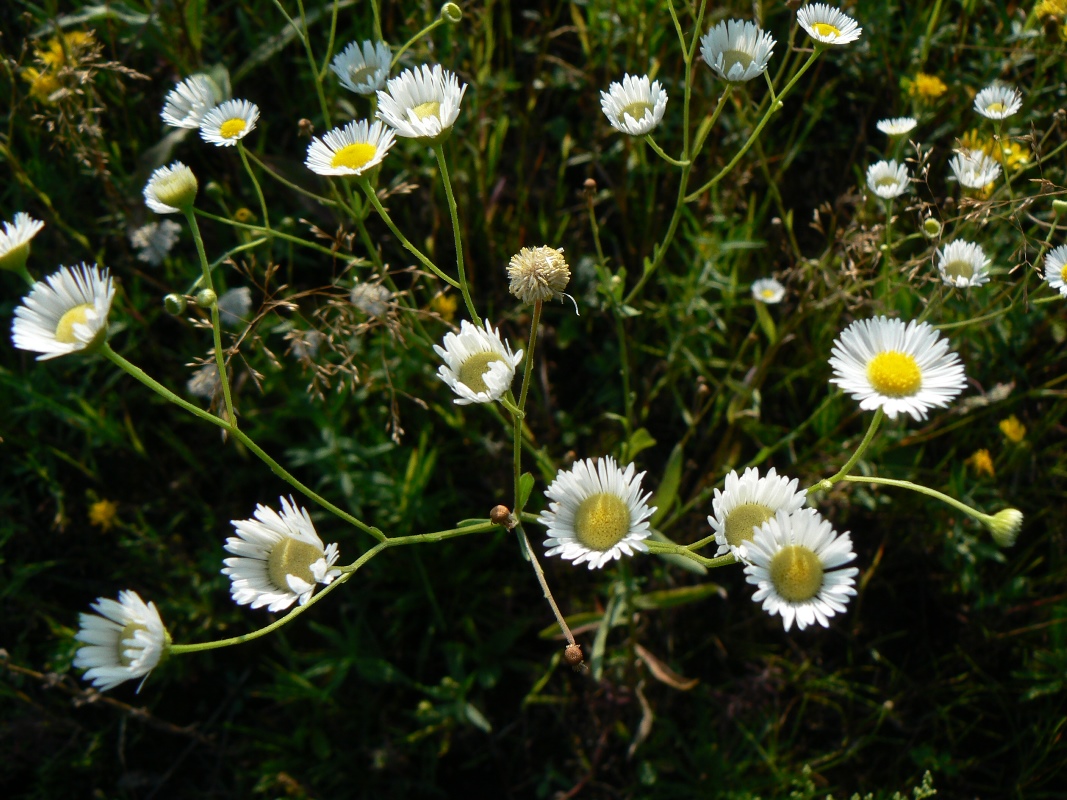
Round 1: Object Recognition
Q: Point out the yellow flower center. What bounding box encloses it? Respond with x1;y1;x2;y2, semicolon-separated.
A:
986;102;1007;114
866;350;922;397
347;65;377;85
412;100;441;120
769;545;824;602
760;289;777;300
458;351;505;394
574;492;631;551
267;537;322;591
117;622;148;666
619;101;653;122
724;503;775;547
812;22;842;38
55;303;94;343
722;49;754;76
331;142;378;171
219;117;247;139
944;259;974;280
875;176;899;189
1060;264;1067;283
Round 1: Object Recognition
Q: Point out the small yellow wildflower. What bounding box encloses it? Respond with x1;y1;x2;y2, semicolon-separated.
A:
908;73;948;102
88;499;120;531
22;68;61;103
959;129;1030;172
1036;0;1067;19
430;293;458;323
966;449;995;478
999;415;1026;443
233;207;256;223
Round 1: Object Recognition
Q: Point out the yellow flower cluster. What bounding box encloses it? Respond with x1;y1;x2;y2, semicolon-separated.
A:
88;498;120;531
958;129;1031;172
908;73;948;102
1035;0;1067;18
430;293;458;323
21;30;95;103
999;415;1026;443
966;449;995;478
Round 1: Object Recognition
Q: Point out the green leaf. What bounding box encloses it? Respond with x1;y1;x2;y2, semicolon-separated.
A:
464;702;493;733
624;427;657;463
518;472;535;509
631;583;725;611
755;300;777;343
649;442;683;527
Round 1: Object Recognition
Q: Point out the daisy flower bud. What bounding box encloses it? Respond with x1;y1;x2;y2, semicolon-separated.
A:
74;590;169;692
0;212;45;274
144;161;198;213
984;508;1023;547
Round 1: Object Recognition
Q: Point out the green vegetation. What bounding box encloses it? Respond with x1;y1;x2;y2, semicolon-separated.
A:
2;0;1065;797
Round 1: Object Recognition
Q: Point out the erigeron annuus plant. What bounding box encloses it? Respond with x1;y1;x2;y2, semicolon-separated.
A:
7;0;1051;714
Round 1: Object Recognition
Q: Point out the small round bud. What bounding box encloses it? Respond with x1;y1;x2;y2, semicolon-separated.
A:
195;288;217;308
143;162;198;214
507;245;571;305
234;207;255;223
563;643;584;667
204;181;224;198
922;217;942;238
490;505;513;526
163;293;187;315
583;178;597;192
985;508;1023;547
298;118;315;138
1053;199;1067;217
440;2;463;23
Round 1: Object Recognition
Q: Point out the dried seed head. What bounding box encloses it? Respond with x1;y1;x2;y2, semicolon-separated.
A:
583;177;597;192
507;245;571;305
490;504;514;527
563;643;584;667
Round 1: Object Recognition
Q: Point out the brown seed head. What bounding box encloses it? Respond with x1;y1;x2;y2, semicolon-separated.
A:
490;504;513;527
563;643;584;667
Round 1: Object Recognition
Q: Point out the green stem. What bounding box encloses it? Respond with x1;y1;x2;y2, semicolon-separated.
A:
518;525;574;645
237;141;270;233
811;408;884;491
319;0;341;79
995;120;1016;208
644;539;735;569
183;208;237;428
840;475;990;524
391;18;446;68
433;142;479;324
295;0;332;127
193;209;342;257
101;345;385;542
644;135;689;167
358;178;459;287
243;149;338;206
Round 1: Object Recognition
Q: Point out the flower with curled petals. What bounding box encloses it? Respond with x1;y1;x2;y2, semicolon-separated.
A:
434;319;523;405
74;590;169;692
708;467;807;561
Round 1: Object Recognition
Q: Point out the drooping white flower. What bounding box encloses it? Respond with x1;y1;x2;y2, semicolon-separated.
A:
217;286;252;328
187;363;219;399
143;161;198;213
350;281;392;317
866;159;910;199
876;117;917;136
161;74;223;129
330;40;391;95
1044;244;1067;297
222;497;342;612
829;316;967;421
744;509;859;632
700;19;776;83
376;64;467;141
0;212;45;273
751;277;785;304
948;149;1002;190
11;263;114;360
708;467;808;561
539;456;656;570
796;3;863;46
200;99;260;146
599;74;667;136
973;84;1022;120
305;119;395;177
73;590;169;692
434;319;523;405
129;220;181;265
936;240;991;288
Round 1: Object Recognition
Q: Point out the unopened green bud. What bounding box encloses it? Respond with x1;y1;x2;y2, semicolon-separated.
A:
195;288;217;308
204;181;224;199
440;2;462;23
985;508;1023;547
1053;199;1067;217
923;218;942;238
163;293;187;315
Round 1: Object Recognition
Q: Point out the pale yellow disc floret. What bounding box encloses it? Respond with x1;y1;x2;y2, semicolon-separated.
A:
769;544;824;602
412;101;441;120
219;118;247;139
1060;264;1067;283
574;492;631;551
986;102;1006;114
943;259;975;280
813;22;842;38
724;502;775;548
267;537;321;590
867;350;922;397
619;101;653;122
723;49;754;75
331;142;378;171
458;351;505;394
117;622;149;666
55;303;94;343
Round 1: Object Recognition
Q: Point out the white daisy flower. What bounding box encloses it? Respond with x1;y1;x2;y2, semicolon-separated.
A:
350;281;392;317
751;277;786;304
143;161;198;213
161;74;223;129
699;19;776;84
948;149;1002;190
1043;244;1067;297
876;117;917;136
708;467;808;561
305;119;396;177
376;64;467;141
937;240;991;288
12;263;114;360
829;316;967;421
539;455;656;570
222;496;342;612
330;40;391;95
599;74;667;136
200;99;260;147
866;160;910;199
796;3;863;46
73;590;169;692
973;84;1022;120
129;220;181;266
434;319;523;405
744;508;859;632
187;363;219;399
0;212;45;273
